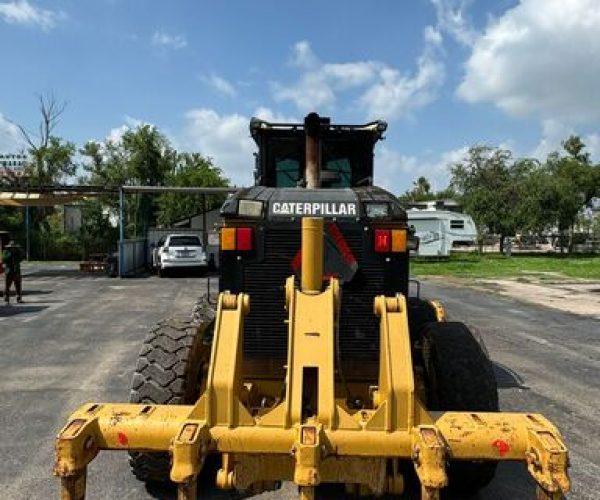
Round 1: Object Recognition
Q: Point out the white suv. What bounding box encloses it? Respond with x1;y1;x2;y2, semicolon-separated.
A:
155;234;208;276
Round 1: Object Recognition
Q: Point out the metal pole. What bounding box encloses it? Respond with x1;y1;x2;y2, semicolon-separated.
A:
119;188;124;278
25;205;30;261
202;194;208;248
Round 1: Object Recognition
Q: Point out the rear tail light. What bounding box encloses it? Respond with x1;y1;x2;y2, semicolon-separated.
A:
237;228;253;251
374;230;391;253
374;229;407;253
220;227;254;252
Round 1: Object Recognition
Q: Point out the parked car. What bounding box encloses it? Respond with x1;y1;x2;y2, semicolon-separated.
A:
154;234;208;276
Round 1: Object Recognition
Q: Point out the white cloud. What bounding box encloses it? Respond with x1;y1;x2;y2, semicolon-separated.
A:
289;40;319;69
180;109;254;186
274;30;444;121
253;107;298;124
201;73;237;98
0;0;62;30
360;26;444;120
376;145;468;193
430;0;477;46
152;31;187;50
584;133;600;162
0;113;26;151
458;0;600;123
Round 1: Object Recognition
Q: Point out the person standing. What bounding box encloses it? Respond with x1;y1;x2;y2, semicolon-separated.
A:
3;241;24;304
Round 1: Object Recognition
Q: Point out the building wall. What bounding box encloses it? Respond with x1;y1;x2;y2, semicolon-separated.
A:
0;153;27;177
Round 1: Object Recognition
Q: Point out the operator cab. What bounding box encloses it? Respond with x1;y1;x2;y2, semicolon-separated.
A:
250;113;387;188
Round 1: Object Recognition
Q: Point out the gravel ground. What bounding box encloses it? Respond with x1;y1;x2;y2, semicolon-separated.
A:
0;265;597;499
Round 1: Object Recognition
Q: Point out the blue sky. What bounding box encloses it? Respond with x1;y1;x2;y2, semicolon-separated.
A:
1;0;599;192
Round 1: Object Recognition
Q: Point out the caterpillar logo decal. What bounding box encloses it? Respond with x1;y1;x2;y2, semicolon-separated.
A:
271;202;357;217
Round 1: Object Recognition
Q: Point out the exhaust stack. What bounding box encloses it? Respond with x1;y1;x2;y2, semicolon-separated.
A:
305;113;322;189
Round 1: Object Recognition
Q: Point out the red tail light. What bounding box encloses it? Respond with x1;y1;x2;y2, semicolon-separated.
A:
374;230;390;253
236;227;253;251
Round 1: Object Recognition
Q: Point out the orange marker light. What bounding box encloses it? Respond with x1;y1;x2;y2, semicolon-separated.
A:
391;229;407;252
221;227;236;251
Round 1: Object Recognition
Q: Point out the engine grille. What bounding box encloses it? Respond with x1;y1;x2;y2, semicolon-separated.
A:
243;225;386;361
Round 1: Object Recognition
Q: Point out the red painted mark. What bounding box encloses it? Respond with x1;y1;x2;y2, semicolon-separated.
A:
291;250;302;272
326;223;357;266
117;432;129;446
492;439;510;456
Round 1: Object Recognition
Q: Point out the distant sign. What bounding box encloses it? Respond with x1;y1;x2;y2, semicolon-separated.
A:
0;153;27;178
208;232;220;246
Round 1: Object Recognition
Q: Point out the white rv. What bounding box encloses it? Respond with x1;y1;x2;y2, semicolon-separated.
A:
407;207;477;257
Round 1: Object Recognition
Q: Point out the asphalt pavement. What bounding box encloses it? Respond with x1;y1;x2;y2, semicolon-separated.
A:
0;266;598;499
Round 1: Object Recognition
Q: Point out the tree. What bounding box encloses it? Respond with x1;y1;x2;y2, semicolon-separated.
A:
81;125;177;237
156;153;229;225
450;146;531;253
14;94;76;185
81;125;230;235
542;136;599;252
3;94;77;258
398;176;456;203
412;176;431;197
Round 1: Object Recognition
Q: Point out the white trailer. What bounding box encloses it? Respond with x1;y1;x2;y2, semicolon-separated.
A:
407;209;477;257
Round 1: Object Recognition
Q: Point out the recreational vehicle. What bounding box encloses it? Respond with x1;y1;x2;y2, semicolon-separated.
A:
407;209;477;257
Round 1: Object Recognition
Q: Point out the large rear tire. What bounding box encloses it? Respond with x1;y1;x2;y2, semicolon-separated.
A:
407;297;438;340
422;321;499;497
129;298;214;483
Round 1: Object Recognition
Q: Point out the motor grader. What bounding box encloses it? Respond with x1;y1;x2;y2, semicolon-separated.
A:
55;113;570;499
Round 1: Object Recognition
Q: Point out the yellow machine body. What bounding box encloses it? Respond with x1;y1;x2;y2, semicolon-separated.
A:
55;218;570;499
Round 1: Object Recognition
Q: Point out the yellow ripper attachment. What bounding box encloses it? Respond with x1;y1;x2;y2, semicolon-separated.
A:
55;217;570;499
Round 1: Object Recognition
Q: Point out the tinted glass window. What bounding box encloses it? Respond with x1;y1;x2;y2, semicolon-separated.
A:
276;158;300;187
169;236;201;247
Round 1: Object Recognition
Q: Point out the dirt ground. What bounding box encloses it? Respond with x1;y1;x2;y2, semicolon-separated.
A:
425;275;600;319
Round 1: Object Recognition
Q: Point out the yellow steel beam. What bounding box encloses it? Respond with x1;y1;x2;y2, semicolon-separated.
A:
301;217;324;293
199;291;253;427
284;275;339;428
371;295;415;432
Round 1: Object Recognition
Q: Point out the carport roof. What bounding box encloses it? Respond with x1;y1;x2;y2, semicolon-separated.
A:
0;191;90;206
0;185;242;206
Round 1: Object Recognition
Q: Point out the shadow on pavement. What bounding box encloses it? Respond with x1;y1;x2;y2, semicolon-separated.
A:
23;269;83;278
0;304;48;316
493;361;528;389
22;289;54;296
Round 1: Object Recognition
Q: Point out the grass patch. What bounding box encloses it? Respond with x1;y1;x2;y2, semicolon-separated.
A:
411;253;600;280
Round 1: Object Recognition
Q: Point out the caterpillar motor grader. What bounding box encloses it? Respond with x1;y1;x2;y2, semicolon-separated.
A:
55;113;570;499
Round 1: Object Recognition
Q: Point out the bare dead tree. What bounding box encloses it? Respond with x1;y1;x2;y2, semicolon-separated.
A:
12;92;68;150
